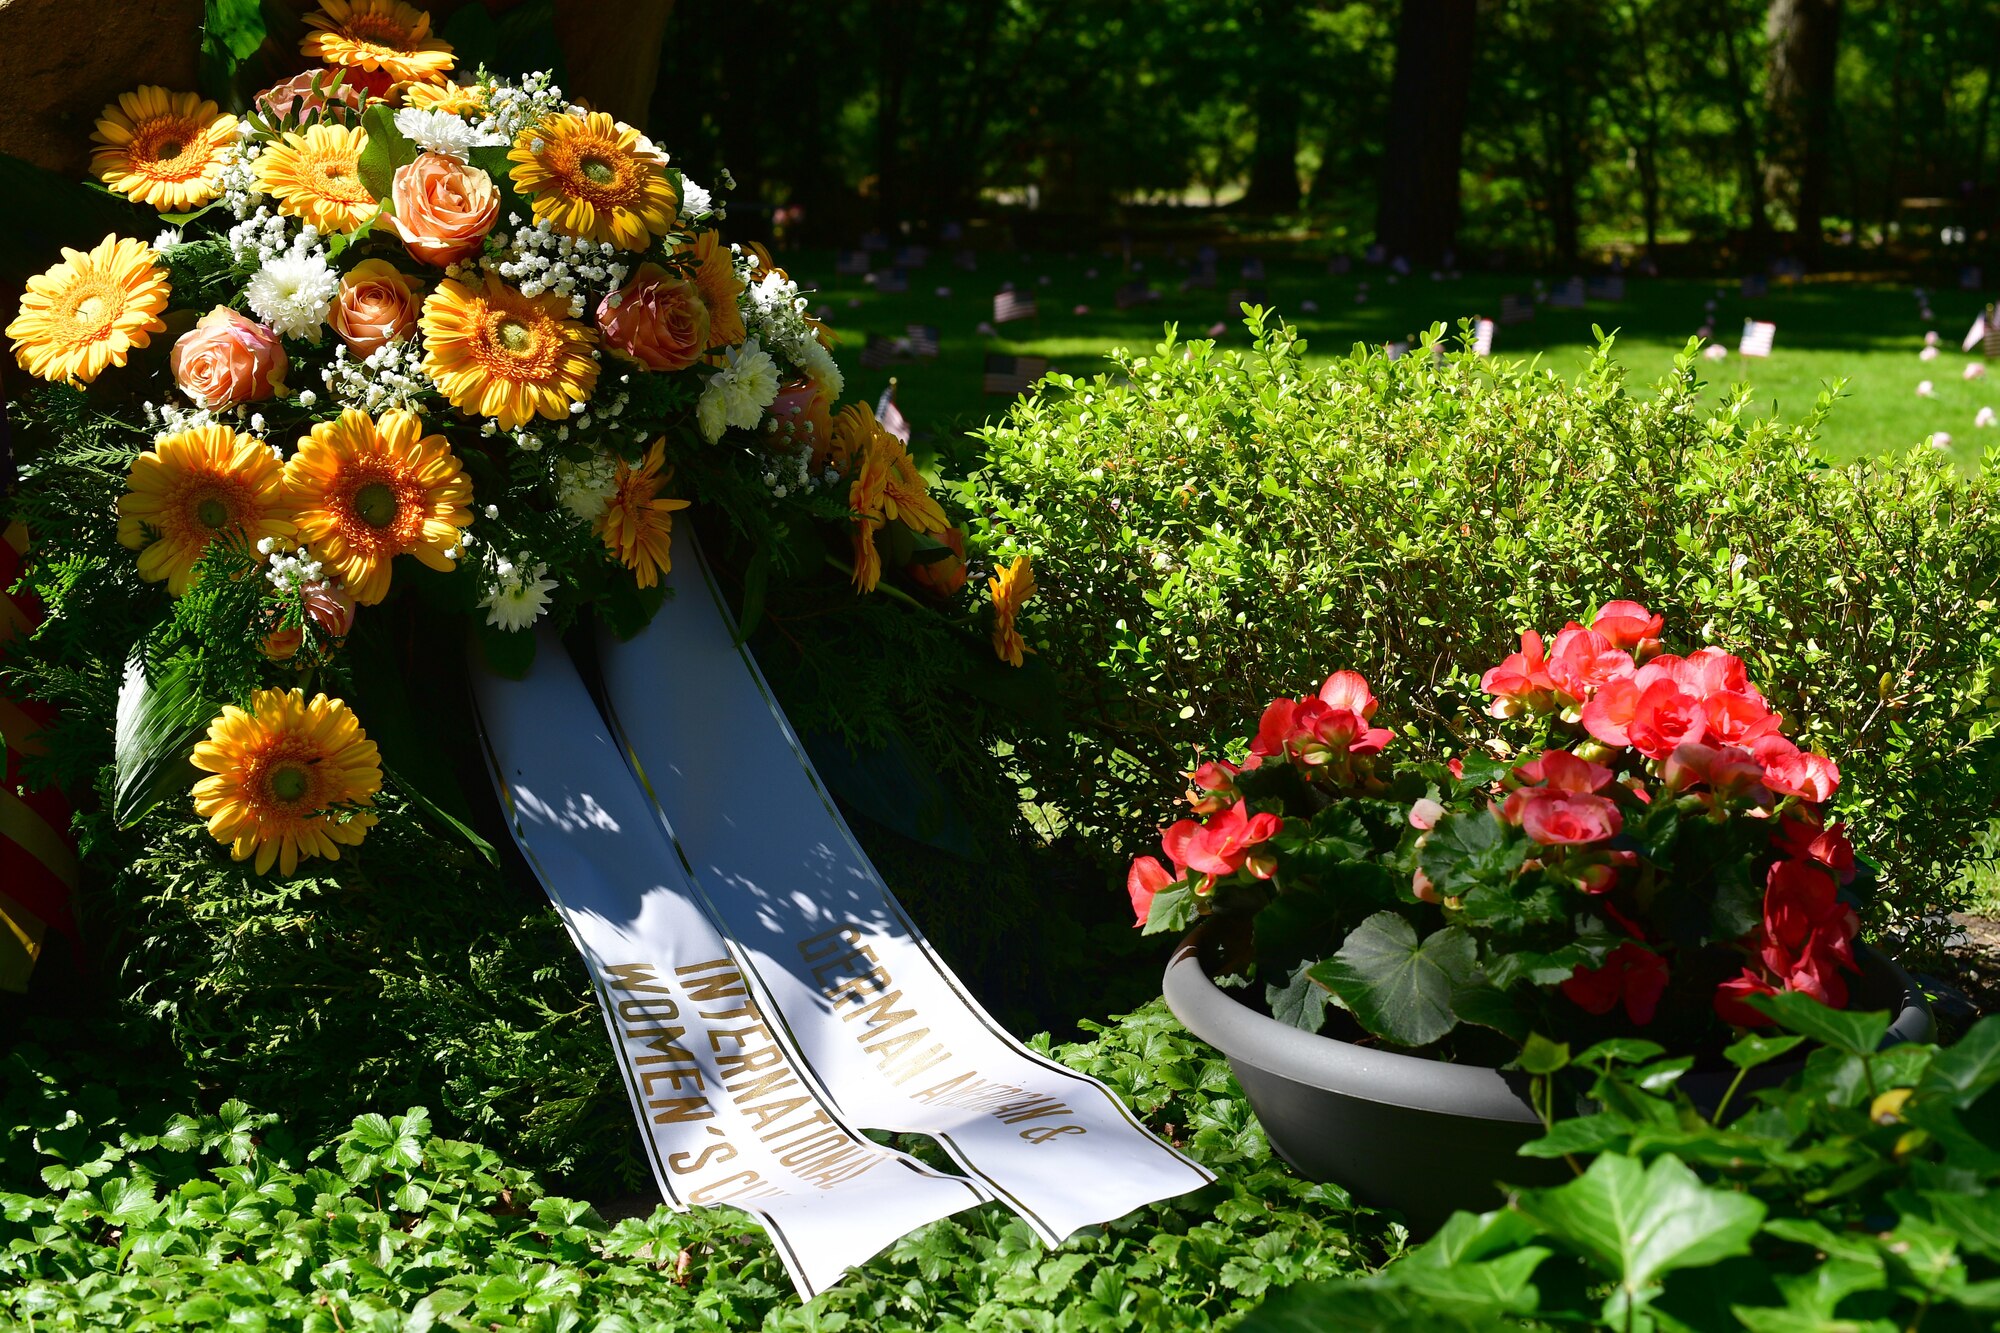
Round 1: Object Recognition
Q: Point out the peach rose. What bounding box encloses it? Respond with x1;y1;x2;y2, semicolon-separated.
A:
767;378;835;468
597;264;711;373
254;70;366;125
389;152;498;266
170;307;288;409
328;259;421;357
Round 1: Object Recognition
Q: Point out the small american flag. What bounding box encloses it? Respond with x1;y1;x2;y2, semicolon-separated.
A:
1547;277;1585;309
1473;318;1495;356
1739;319;1777;357
875;384;911;442
1964;313;1987;353
1740;274;1769;299
940;220;964;241
994;289;1038;324
1390;255;1411;275
1384;341;1409;361
1586;275;1626;302
954;249;979;272
1499;293;1535;325
860;230;888;252
1962;266;1984;291
1240;257;1266;281
1327;255;1351;275
982;352;1049;395
859;333;909;370
1181;266;1217;291
893;244;929;269
835;250;870;277
873;268;909;294
1365;243;1386;264
1986;312;2000;360
1115;281;1157;309
905;323;940;358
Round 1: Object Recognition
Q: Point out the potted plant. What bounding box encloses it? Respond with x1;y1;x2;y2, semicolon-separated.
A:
1141;601;1933;1230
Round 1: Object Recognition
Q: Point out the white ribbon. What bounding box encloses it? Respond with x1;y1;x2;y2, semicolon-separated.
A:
471;634;989;1296
596;540;1213;1246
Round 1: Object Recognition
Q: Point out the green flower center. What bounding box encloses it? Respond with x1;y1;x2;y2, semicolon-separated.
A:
354;482;400;528
495;319;533;353
196;496;231;529
581;157;616;186
269;766;311;804
156;140;185;161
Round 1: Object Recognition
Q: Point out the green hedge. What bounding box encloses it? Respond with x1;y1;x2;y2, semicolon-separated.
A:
966;314;2000;944
0;1005;1391;1330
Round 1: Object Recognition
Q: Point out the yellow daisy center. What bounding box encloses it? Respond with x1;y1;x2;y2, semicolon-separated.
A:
343;12;414;47
352;481;400;528
581;157;616;186
53;280;124;346
263;755;318;808
479;307;557;375
333;462;425;553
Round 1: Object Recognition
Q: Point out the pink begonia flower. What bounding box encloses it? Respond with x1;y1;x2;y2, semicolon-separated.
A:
1481;630;1555;717
1546;624;1634;703
1514;789;1622;846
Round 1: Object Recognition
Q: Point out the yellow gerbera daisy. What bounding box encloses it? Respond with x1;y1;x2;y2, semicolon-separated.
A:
7;235;169;384
854;411;947;535
89;87;238;213
419;273;599;428
597;439;691;588
509;111;677;252
846;444;892;593
283;408;474;605
256;123;377;234
402;79;485;115
989;555;1036;667
117;425;296;595
682;231;746;349
300;0;455;86
191;688;382;876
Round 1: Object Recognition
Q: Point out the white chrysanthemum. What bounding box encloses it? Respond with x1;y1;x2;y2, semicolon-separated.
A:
393;107;506;161
480;558;558;631
246;251;337;338
554;450;620;521
679;177;713;220
796;335;843;401
153;227;184;252
695;337;780;442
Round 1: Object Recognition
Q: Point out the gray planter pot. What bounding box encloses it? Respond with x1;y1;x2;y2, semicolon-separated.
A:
1163;918;1933;1233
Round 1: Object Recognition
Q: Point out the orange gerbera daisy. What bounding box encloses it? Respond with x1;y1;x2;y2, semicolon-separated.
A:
682;232;746;349
300;0;455;86
989;555;1036;667
283;408;474;605
89;87;238;213
420;273;599;428
846;442;892;593
7;235;169;384
118;425;296;595
257;123;377;234
508;111;678;252
191;688;382;876
402;79;485;116
596;438;691;588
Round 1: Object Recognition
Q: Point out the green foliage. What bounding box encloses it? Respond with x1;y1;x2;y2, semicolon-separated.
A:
1238;1003;2000;1332
0;1003;1394;1329
966;313;2000;948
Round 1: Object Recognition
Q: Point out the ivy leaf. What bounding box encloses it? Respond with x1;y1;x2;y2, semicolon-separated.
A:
1512;1153;1765;1315
1747;991;1891;1057
1310;913;1474;1048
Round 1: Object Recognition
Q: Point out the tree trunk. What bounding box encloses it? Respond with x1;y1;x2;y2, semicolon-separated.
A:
1374;0;1476;264
1762;0;1842;256
1242;0;1304;213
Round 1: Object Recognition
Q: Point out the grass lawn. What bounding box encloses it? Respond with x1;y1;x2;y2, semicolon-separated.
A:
791;247;2000;468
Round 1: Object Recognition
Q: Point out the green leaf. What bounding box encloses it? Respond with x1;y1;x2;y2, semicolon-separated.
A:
1747;992;1892;1057
1140;877;1197;936
1519;1115;1633;1159
1724;1033;1807;1072
1512;1153;1766;1310
112;653;217;827
1919;1014;2000;1106
475;621;538;680
1514;1032;1570;1076
356;103;419;205
1922;1192;2000;1260
1417;810;1528;897
1575;1038;1667;1067
733;543;772;646
1267;960;1331;1032
1310;913;1475;1048
1451;983;1528;1041
801;723;977;859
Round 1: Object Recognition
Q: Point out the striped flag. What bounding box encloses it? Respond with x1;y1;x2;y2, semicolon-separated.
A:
1740;274;1768;299
993;289;1037;324
1967;314;1989;353
893;244;930;269
1986;314;2000;361
1;519;79;992
1225;286;1268;316
1239;257;1266;281
982;353;1048;396
860;230;889;252
1499;293;1535;325
1739;319;1777;357
835;250;870;277
872;268;909;294
1586;275;1625;302
1961;266;1983;291
1390;255;1411;276
1327;255;1351;275
1364;243;1386;264
954;249;979;272
940;220;964;241
875;383;911;442
1384;341;1410;361
1180;266;1216;291
1548;277;1586;309
859;333;909;370
1473;318;1495;356
905;323;940;358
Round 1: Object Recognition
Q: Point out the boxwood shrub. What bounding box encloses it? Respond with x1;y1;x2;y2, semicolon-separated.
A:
965;313;2000;944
